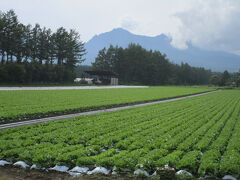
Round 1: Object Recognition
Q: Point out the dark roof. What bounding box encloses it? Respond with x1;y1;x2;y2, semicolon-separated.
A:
85;70;118;77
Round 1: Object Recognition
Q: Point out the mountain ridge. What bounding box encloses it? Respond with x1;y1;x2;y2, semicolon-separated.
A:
83;28;240;72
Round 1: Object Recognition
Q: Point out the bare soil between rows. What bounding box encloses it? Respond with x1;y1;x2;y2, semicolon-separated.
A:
0;166;156;180
0;166;218;180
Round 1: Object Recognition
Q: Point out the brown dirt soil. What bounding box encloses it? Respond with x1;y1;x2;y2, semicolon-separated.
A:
0;166;152;180
0;166;220;180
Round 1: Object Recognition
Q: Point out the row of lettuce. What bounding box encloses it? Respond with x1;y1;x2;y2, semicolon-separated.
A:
0;90;239;177
0;86;214;124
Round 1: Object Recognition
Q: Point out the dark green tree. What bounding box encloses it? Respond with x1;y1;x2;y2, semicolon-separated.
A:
29;24;41;62
93;44;212;85
53;27;69;65
92;45;118;71
0;10;85;84
65;29;86;68
210;74;221;86
221;70;230;86
0;11;5;64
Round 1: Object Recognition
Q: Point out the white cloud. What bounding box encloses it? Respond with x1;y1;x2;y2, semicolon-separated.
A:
120;16;138;31
1;0;239;55
0;0;190;42
170;0;240;54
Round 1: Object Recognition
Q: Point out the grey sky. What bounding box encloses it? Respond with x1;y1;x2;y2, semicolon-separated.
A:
1;0;240;55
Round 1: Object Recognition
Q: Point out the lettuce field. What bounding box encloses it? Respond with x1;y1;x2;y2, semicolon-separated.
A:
0;89;239;178
0;86;213;124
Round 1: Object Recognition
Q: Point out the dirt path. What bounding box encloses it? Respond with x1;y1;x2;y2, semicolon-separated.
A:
0;90;220;130
0;85;148;91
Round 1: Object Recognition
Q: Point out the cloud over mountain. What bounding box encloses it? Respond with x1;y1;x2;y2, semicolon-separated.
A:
171;0;240;55
84;28;240;72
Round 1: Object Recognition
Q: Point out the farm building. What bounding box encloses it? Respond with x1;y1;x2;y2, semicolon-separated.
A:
85;70;118;85
74;78;93;84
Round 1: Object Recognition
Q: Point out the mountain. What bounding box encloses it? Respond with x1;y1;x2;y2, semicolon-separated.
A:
83;28;240;72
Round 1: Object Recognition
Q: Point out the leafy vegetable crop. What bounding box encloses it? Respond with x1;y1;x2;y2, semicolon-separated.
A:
0;89;239;178
0;86;213;124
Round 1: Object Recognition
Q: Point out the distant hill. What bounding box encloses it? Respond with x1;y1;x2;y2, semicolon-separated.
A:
84;28;240;72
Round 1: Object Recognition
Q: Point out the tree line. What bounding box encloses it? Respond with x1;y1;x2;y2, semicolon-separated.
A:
92;44;212;85
1;10;239;86
0;10;85;83
210;71;240;87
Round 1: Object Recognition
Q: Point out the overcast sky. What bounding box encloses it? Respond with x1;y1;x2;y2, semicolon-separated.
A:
1;0;240;55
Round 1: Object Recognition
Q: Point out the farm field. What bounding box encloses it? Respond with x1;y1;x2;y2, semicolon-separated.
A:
0;90;239;179
0;86;214;124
